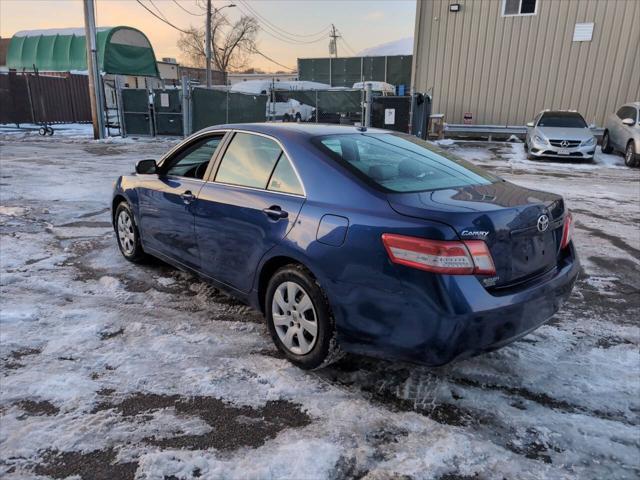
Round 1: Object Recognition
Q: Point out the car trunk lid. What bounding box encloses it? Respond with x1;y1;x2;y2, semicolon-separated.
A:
387;181;565;288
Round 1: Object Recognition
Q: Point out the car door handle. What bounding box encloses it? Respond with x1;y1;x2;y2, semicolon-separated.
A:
262;205;288;220
181;190;195;204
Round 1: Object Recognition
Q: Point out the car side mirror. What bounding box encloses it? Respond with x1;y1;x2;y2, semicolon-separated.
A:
622;118;635;126
136;159;157;174
526;122;534;127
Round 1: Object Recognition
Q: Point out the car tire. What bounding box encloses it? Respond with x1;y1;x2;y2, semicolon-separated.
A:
625;141;638;168
283;113;290;123
601;131;613;153
265;264;342;370
114;201;148;263
295;113;302;122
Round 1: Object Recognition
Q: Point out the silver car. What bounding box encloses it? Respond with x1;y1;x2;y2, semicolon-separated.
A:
525;110;596;161
602;102;640;167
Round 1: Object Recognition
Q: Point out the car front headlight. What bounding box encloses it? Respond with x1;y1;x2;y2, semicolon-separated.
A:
581;137;596;147
533;134;548;145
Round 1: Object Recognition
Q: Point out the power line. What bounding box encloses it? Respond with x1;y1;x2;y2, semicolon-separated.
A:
135;0;191;34
235;3;327;45
148;0;170;22
172;0;205;16
251;48;295;71
238;0;331;40
337;29;358;56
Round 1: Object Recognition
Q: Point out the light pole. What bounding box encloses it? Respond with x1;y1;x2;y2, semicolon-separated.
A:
83;0;105;139
206;2;236;88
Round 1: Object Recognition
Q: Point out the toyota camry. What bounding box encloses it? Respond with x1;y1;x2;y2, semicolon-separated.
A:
112;124;579;369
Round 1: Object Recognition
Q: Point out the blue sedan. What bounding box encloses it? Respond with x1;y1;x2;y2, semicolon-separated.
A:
112;124;579;369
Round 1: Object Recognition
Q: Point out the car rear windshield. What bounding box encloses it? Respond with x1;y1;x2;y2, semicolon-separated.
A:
538;112;587;128
315;133;496;193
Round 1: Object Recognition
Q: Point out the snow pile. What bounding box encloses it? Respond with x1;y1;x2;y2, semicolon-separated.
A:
0;134;638;479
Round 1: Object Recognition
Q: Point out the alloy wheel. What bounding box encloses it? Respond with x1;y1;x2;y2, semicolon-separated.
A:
625;143;635;166
117;210;136;255
271;281;318;355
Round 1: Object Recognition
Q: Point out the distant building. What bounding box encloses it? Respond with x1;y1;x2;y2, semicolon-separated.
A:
157;59;179;85
178;65;226;86
227;72;298;86
411;0;640;126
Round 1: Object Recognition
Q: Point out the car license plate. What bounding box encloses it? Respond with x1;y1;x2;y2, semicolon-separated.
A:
557;148;571;155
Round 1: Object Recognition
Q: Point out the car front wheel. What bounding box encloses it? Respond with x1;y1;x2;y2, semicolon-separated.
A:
601;131;613;153
625;141;638;168
115;201;147;263
265;265;342;369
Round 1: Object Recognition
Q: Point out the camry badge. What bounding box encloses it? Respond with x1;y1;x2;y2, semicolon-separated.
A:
537;214;550;232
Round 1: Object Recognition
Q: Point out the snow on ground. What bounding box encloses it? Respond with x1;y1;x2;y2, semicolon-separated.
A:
0;131;638;479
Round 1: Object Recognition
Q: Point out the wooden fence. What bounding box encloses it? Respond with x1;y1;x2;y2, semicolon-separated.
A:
0;71;91;125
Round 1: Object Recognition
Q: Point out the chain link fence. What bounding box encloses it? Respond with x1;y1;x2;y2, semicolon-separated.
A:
118;81;415;137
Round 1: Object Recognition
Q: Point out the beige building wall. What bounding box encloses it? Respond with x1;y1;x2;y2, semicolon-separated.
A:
412;0;640;126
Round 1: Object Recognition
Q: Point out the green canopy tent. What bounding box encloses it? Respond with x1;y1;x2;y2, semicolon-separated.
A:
7;26;159;77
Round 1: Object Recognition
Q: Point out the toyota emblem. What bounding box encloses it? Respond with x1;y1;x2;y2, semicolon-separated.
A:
537;214;550;232
560;140;570;147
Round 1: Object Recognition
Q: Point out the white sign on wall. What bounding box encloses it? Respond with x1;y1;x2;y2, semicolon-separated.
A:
384;108;396;125
160;93;170;108
573;23;594;42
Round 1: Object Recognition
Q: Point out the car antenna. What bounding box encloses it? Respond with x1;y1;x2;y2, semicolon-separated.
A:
356;125;367;132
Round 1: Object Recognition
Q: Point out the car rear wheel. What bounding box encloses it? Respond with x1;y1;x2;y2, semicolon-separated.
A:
625;141;638;168
601;131;613;153
265;265;342;369
115;201;147;263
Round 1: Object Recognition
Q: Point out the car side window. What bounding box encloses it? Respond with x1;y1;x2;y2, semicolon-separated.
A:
268;156;304;195
215;132;282;188
164;135;223;179
616;107;634;121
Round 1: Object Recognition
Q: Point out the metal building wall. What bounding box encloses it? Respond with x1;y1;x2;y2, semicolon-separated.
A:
412;0;640;126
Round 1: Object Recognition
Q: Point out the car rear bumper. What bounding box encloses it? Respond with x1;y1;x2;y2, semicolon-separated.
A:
333;245;579;366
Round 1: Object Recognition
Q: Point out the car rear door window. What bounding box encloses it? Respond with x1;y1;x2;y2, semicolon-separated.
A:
617;106;637;122
268;156;304;195
317;133;495;193
216;132;282;188
164;135;223;179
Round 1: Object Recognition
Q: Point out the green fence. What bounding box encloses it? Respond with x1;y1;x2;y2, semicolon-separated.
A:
191;88;267;132
275;89;362;117
298;55;413;91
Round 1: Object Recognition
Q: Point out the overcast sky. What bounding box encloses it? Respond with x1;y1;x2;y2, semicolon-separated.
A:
0;0;416;71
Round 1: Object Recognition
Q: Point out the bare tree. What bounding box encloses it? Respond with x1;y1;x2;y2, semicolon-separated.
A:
177;10;259;73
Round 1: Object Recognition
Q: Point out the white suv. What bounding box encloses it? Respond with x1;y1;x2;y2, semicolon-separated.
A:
602;102;640;167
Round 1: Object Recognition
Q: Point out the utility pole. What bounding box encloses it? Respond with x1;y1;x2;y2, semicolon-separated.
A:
329;24;340;58
205;3;236;88
83;0;105;139
205;0;212;87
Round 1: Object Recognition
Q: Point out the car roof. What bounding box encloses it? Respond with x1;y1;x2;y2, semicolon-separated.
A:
198;123;391;138
537;110;584;116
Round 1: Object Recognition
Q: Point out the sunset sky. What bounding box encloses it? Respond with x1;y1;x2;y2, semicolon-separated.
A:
0;0;416;71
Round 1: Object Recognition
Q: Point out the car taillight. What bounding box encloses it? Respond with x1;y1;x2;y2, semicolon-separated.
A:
560;211;573;249
381;234;496;275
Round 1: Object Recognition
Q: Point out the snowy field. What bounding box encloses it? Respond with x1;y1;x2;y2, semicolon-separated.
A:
0;129;638;479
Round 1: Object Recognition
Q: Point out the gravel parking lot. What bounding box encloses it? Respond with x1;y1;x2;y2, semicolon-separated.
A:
1;130;638;479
